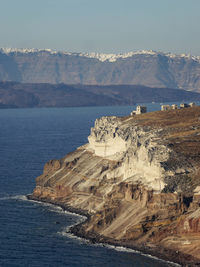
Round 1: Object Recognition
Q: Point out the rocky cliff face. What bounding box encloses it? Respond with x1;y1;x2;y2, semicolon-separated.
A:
30;107;200;266
0;49;200;92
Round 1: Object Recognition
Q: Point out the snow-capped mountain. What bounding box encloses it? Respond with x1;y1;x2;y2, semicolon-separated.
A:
0;48;200;91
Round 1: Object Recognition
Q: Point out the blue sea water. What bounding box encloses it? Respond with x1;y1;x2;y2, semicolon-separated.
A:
0;105;181;267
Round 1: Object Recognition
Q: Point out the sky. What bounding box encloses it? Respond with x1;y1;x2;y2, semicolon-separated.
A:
0;0;200;55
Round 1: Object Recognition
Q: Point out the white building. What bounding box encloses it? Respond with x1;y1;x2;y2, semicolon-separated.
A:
180;103;190;108
161;105;171;111
171;104;178;110
189;102;196;107
131;105;147;115
136;105;147;114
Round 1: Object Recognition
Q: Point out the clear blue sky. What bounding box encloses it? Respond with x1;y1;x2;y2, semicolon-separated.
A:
0;0;200;55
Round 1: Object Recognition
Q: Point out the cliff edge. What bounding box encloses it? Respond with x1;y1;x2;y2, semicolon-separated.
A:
30;107;200;266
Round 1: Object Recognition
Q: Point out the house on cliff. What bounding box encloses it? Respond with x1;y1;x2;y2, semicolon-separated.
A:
171;104;178;109
180;103;190;108
131;105;147;115
161;105;171;111
189;102;196;107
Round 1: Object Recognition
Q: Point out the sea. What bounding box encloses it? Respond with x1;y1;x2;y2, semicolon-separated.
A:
0;103;188;267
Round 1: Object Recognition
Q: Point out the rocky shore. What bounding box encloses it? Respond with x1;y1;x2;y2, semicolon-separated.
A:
27;194;198;266
29;107;200;266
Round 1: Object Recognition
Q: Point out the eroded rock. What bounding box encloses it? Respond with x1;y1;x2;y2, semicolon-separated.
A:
30;107;200;266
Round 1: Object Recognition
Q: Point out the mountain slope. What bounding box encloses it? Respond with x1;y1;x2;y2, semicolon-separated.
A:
0;49;200;92
1;82;200;108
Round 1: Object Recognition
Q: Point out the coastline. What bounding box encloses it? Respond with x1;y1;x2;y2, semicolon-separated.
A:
27;108;200;267
27;194;199;267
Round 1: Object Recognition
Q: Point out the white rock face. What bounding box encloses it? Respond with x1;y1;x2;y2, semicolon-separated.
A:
88;117;127;157
88;135;127;157
87;116;171;191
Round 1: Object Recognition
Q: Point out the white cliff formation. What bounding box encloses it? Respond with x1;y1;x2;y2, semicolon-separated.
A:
88;116;170;191
30;107;200;266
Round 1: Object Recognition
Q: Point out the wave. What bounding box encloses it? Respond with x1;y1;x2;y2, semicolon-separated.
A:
28;199;87;220
57;228;180;267
58;228;90;244
0;195;27;201
29;200;64;213
26;198;180;266
104;244;180;266
57;221;180;267
86;243;180;267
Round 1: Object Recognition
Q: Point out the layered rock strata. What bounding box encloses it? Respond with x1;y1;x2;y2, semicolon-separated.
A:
30;107;200;266
1;49;200;92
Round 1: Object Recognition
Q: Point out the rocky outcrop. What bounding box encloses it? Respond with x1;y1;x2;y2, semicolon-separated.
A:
30;107;200;266
87;116;170;191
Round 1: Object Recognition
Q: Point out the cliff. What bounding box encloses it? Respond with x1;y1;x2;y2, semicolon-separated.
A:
1;49;200;92
30;107;200;266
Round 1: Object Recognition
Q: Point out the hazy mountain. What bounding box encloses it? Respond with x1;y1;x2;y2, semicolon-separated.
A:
0;48;200;92
0;81;200;108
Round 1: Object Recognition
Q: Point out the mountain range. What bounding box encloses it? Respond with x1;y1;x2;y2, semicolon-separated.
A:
1;81;200;108
0;48;200;92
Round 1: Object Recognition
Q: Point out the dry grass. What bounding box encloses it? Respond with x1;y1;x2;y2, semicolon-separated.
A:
123;106;200;128
122;106;200;160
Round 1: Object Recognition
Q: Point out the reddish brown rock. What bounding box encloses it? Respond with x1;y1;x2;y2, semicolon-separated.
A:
30;107;200;266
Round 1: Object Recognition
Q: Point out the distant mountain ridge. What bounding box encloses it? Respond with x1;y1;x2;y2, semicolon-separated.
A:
0;48;200;92
1;48;200;62
0;81;200;108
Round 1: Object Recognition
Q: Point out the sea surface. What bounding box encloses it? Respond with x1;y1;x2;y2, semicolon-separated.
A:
0;104;185;267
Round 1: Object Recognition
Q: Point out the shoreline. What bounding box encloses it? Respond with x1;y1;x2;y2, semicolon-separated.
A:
27;194;198;267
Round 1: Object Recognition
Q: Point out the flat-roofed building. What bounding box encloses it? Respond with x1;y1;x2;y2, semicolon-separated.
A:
171;104;178;110
130;105;147;115
136;105;147;114
189;102;196;107
161;105;171;111
180;103;190;108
